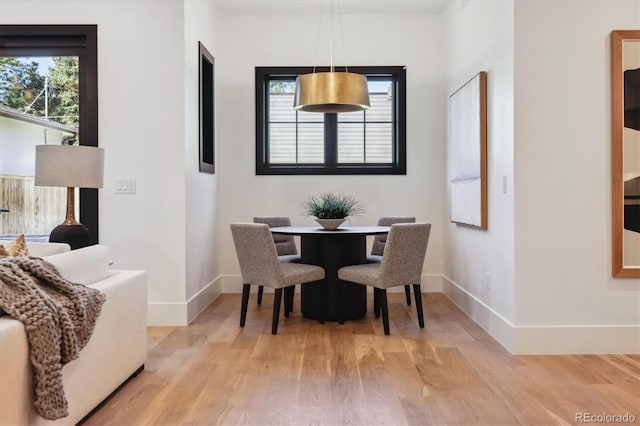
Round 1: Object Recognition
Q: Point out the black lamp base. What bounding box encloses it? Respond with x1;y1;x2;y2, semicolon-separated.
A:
49;223;91;250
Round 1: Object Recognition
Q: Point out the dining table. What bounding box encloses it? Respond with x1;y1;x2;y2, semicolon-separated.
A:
270;225;390;321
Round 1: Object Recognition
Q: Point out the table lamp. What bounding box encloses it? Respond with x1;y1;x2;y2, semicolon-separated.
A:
35;144;104;249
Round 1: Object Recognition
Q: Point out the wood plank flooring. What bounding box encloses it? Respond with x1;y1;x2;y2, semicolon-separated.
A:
83;293;640;426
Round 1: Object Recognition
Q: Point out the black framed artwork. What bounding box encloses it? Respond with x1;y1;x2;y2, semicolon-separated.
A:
199;41;215;174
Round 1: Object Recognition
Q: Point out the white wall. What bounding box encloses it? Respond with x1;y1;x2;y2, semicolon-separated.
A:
1;0;190;325
215;10;447;291
513;0;640;353
184;0;222;322
445;0;640;354
444;0;516;347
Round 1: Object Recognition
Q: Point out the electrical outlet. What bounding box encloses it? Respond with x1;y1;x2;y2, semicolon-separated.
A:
485;272;492;291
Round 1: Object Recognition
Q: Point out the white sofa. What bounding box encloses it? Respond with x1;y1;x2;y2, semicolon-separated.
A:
0;243;147;425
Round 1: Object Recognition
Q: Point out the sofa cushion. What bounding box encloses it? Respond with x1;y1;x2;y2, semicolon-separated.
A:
44;244;110;285
25;242;71;258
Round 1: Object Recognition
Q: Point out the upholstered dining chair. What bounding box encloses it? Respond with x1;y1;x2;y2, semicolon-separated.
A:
253;216;301;315
367;216;416;305
230;223;325;334
339;223;431;335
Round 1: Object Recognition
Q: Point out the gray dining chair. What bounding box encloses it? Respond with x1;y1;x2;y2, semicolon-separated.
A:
338;223;431;335
230;223;325;334
253;216;301;315
367;216;416;306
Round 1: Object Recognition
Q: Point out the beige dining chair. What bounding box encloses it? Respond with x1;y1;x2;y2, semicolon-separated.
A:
338;222;431;335
231;223;325;334
253;216;301;315
367;216;416;306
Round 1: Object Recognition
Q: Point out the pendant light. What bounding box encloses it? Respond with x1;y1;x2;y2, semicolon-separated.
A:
293;0;370;113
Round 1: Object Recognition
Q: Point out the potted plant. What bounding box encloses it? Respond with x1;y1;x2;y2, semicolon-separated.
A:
301;192;364;230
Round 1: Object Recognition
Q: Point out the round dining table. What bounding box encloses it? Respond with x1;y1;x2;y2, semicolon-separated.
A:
270;225;389;321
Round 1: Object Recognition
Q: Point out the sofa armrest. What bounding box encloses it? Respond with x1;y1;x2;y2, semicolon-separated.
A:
38;270;148;425
0;269;148;425
0;319;34;425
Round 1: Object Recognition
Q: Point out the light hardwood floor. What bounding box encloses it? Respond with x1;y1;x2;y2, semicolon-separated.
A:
83;293;640;426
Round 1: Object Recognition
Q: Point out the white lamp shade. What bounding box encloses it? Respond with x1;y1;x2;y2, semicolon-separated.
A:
35;145;104;188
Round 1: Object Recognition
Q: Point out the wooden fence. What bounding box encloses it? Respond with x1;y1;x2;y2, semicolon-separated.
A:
0;174;66;236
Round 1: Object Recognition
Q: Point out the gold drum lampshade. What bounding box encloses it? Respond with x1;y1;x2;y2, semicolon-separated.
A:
294;71;370;113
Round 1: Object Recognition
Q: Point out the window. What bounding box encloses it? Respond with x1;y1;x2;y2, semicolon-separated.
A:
0;25;99;242
256;66;406;175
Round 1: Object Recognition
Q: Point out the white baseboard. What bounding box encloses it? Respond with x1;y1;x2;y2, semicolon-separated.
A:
513;324;640;354
421;274;445;292
147;302;188;326
187;276;222;324
150;274;639;354
147;276;222;326
441;275;515;351
441;275;640;354
221;274;244;293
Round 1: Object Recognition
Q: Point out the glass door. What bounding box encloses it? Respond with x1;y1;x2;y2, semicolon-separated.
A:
0;56;79;240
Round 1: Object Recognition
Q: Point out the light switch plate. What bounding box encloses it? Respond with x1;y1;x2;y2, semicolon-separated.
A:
115;178;136;194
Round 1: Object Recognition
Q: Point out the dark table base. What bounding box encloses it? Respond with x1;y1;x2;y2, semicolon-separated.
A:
300;234;367;321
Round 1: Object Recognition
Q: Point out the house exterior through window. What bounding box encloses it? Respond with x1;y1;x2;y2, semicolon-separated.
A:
255;66;406;175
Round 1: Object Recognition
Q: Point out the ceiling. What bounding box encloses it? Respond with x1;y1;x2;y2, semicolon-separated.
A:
212;0;451;15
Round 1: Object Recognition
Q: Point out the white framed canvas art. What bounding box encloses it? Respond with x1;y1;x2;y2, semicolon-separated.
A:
448;71;487;229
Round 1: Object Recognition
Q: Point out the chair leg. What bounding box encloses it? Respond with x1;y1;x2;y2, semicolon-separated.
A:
284;286;292;318
288;286;296;314
373;288;381;318
404;285;412;305
257;285;264;305
379;289;390;335
272;288;283;335
413;284;424;328
240;284;251;327
284;286;295;317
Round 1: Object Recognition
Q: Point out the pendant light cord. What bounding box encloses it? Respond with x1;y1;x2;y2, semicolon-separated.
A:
312;0;327;74
312;0;347;74
336;0;348;73
330;0;334;72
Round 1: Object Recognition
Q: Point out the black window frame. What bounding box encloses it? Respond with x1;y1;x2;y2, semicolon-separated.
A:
256;66;406;175
0;25;99;243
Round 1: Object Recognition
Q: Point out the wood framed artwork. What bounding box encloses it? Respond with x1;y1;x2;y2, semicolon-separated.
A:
199;41;215;174
612;30;640;278
448;71;487;229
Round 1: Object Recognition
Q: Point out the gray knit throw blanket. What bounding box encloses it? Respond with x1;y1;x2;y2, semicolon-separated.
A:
0;256;106;420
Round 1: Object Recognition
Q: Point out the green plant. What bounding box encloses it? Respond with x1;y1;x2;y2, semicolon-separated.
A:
301;192;364;219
